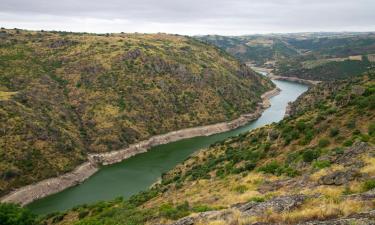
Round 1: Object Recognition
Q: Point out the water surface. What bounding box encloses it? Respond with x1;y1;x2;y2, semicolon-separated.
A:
28;80;308;214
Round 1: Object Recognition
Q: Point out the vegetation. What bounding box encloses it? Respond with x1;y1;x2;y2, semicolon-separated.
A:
39;71;375;224
0;29;274;196
198;33;375;80
0;203;39;225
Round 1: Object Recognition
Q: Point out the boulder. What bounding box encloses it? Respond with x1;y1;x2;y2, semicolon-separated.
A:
318;168;361;185
234;194;308;216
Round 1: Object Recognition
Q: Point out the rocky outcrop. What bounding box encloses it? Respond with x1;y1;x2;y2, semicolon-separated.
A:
1;88;280;206
168;194;309;225
318;168;361;185
298;210;375;225
234;194;308;216
168;193;375;225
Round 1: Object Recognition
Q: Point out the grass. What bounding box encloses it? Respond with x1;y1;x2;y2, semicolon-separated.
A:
264;198;366;224
0;91;17;100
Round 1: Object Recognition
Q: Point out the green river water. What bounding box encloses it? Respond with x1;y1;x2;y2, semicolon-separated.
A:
27;79;308;214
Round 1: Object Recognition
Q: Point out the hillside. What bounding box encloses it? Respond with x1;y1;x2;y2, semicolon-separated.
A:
31;71;375;225
197;33;375;81
0;29;274;196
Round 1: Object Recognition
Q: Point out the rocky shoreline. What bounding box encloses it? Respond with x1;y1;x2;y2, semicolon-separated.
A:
1;88;280;206
250;66;320;86
268;74;320;86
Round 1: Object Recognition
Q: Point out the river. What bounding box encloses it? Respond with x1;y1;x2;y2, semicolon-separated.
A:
27;79;308;214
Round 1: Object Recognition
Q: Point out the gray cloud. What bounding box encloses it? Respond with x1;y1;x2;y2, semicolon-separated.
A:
1;0;375;35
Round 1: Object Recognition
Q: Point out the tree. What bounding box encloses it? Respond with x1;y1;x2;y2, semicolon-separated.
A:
0;203;39;225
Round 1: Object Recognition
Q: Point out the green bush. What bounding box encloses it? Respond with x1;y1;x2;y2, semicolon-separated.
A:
0;203;39;225
258;161;282;174
343;139;354;147
362;180;375;192
302;149;320;162
312;160;331;169
78;210;89;219
318;138;330;148
233;185;248;194
159;202;190;220
329;128;339;137
369;123;375;136
248;196;265;203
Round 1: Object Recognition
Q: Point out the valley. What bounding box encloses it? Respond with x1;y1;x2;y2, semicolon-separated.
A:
25;79;307;214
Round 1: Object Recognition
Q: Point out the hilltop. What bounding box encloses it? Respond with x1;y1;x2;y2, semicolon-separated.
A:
36;71;375;224
197;33;375;81
0;29;273;196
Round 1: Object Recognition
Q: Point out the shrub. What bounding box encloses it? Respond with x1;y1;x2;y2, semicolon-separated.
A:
318;138;330;148
302;149;320;162
258;161;282;174
248;196;265;202
282;167;300;177
362;180;375;192
343;139;354;147
78;210;89;219
369;123;375;136
192;205;214;213
233;185;248;194
346;119;356;129
159;202;190;220
0;203;39;225
312;160;331;169
329;128;339;137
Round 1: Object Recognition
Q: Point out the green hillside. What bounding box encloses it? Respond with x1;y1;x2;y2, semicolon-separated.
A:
0;29;273;196
31;71;375;225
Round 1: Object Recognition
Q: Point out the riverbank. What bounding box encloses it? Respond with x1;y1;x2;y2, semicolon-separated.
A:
268;74;320;86
251;66;320;86
1;88;280;206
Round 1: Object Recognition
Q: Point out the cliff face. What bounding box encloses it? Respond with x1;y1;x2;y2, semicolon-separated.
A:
47;72;375;225
0;29;274;196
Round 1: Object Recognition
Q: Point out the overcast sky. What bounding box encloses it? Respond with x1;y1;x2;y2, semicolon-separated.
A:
1;0;375;35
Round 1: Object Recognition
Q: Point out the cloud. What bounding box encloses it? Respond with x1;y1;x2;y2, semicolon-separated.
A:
1;0;375;35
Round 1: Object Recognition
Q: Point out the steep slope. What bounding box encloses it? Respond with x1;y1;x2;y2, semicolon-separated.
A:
41;72;375;224
0;29;274;196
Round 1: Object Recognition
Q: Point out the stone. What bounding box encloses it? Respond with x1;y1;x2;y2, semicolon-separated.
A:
234;194;308;216
334;142;373;166
318;168;361;185
170;217;194;225
298;210;375;225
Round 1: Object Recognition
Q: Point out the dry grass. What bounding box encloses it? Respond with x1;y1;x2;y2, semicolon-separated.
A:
253;198;367;224
309;164;344;182
360;157;375;176
0;91;17;100
144;172;277;209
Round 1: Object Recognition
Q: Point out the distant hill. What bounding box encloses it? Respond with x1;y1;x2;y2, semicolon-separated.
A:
0;29;273;196
197;32;375;80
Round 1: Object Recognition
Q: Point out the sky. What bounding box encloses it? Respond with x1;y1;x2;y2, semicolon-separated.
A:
1;0;375;35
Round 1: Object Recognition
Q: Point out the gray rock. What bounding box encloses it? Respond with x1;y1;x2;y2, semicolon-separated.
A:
170;217;194;225
234;194;307;216
298;210;375;225
335;142;373;166
348;188;375;201
318;168;361;185
268;129;280;141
